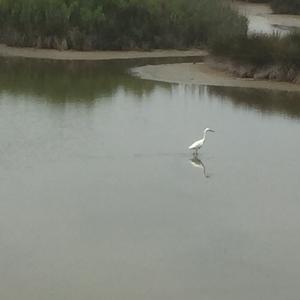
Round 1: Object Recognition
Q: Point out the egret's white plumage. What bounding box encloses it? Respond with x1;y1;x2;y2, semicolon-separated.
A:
189;128;215;155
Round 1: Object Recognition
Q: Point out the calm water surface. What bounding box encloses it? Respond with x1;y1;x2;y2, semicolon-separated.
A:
0;57;300;300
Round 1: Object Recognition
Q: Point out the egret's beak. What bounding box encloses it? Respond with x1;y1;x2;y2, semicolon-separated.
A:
210;129;215;133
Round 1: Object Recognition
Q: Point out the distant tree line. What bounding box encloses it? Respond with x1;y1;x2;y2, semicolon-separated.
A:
0;0;247;50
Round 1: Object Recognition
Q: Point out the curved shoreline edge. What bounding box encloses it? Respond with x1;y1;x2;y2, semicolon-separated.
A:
1;43;300;92
132;63;300;92
0;44;207;61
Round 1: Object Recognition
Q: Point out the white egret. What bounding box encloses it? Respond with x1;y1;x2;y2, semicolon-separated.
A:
189;128;215;155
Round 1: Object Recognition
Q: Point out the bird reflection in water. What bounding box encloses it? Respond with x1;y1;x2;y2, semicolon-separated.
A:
189;156;210;178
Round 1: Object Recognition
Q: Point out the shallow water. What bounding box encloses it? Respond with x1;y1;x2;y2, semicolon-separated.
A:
0;57;300;300
247;14;298;35
236;2;300;35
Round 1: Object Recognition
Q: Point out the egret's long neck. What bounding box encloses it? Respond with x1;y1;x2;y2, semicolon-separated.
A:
203;131;207;141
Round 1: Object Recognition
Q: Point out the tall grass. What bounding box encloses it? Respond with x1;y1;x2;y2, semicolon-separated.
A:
0;0;247;50
210;31;300;68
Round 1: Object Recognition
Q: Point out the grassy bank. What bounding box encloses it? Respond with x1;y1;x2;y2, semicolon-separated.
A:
0;0;246;50
210;31;300;82
214;0;300;80
211;32;300;67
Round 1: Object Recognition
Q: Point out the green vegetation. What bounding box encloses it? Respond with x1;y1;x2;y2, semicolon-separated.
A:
0;0;247;50
0;0;299;81
212;0;300;75
211;31;300;68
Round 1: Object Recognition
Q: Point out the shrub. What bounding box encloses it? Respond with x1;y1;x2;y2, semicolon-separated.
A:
210;30;300;68
0;0;248;50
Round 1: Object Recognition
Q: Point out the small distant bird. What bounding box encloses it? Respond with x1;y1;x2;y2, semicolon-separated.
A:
189;128;215;155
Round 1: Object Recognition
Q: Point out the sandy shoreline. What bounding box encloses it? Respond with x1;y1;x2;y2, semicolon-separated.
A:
0;44;207;61
1;43;299;92
133;63;300;92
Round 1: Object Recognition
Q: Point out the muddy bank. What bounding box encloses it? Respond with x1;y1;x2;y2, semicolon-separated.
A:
206;57;300;84
132;62;300;92
0;44;207;61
